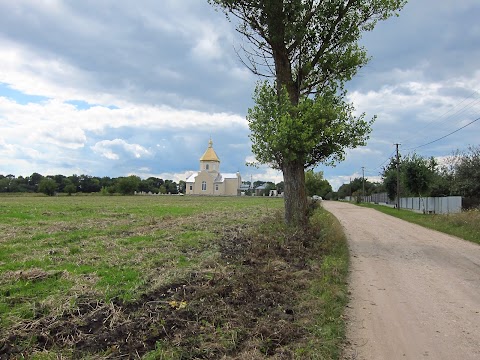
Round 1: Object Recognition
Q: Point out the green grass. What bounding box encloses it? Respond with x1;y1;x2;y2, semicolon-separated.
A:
0;195;350;359
1;196;279;321
359;203;480;244
294;206;350;359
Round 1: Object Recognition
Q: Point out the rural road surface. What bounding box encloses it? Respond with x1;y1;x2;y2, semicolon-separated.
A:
322;201;480;360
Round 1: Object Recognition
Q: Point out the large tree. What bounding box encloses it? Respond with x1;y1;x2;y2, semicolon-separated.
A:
210;0;407;226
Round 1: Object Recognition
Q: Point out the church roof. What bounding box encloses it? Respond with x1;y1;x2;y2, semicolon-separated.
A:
214;173;239;183
200;139;220;162
185;172;198;183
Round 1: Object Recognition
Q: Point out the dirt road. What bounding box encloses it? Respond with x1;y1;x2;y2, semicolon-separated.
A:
322;201;480;360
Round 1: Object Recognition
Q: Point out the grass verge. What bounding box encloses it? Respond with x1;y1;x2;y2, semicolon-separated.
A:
359;203;480;244
0;196;349;359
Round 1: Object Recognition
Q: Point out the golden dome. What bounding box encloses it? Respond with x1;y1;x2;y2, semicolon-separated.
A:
200;139;220;162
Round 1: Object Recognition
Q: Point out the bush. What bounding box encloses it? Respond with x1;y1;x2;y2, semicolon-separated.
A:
117;176;140;195
38;178;57;196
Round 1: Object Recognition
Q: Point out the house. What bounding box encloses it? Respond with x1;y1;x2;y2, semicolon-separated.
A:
185;139;241;196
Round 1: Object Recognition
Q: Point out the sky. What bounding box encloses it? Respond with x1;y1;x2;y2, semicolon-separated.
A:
0;0;479;191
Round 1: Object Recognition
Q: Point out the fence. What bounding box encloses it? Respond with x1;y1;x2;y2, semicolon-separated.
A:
345;193;462;214
398;196;462;214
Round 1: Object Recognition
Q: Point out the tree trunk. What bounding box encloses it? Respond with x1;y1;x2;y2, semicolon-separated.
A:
282;160;308;227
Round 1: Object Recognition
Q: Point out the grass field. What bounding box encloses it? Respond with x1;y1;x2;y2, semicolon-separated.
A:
359;203;480;244
0;195;349;359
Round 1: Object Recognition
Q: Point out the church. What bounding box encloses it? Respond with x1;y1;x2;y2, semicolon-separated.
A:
185;139;241;196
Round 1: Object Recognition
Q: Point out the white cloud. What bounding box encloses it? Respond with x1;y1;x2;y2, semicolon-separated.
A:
191;24;223;60
91;139;152;160
40;127;86;149
0;39;110;105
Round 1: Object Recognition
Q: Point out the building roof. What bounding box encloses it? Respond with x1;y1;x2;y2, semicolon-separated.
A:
199;139;220;162
214;173;239;183
185;172;198;183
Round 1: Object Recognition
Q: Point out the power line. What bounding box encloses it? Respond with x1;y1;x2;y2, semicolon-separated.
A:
363;149;396;177
399;90;480;146
372;149;396;171
403;116;480;152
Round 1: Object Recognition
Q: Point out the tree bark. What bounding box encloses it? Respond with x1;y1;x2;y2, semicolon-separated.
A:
282;160;308;227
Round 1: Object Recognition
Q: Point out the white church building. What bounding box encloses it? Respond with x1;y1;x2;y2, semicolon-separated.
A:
185;139;241;196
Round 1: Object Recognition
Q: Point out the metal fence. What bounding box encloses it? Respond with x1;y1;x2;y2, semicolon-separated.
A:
357;193;462;214
398;196;462;214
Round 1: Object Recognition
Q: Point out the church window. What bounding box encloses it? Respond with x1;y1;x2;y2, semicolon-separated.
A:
189;185;193;191
206;164;209;170
215;184;219;191
202;181;207;191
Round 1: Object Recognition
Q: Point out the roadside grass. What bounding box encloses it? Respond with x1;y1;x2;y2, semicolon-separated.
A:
359;203;480;244
0;195;349;359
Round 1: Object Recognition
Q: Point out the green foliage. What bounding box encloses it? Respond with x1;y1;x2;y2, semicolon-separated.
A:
275;181;284;193
337;177;381;199
117;175;141;195
402;154;436;197
261;182;276;196
305;170;332;198
452;145;480;198
63;183;76;195
38;178;57;196
384;170;397;200
295;207;349;358
248;83;373;170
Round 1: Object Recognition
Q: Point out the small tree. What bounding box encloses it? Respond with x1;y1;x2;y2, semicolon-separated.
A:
275;181;284;194
305;170;332;198
64;183;77;196
38;178;57;196
452;146;480;197
264;182;277;196
117;175;140;195
401;154;436;212
178;180;186;194
402;155;435;197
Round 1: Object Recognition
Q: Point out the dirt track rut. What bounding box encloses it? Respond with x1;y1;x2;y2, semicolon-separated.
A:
322;201;480;360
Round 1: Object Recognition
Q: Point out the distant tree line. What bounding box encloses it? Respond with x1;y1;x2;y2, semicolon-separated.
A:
337;145;480;209
0;173;184;196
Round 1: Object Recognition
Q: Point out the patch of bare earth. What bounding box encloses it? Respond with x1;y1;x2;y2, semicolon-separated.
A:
1;218;323;359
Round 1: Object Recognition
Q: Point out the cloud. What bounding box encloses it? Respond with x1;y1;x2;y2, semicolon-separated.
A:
91;139;152;160
191;24;223;60
40;127;87;149
0;0;478;189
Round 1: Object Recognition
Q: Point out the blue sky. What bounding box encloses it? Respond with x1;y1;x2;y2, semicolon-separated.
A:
0;0;479;190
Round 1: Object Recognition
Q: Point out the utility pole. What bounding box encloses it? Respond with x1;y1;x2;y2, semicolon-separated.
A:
349;177;352;200
395;143;401;210
361;166;365;202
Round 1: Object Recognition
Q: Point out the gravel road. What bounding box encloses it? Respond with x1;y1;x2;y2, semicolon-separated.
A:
322;201;480;360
